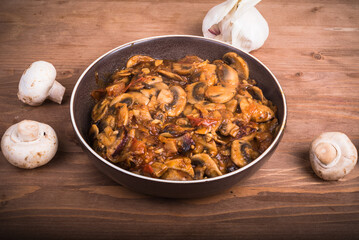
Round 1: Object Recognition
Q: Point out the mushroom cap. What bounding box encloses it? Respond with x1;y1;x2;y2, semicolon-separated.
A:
310;132;358;180
1;120;58;169
18;61;57;106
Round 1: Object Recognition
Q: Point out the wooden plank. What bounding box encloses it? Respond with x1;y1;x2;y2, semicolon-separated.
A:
0;0;358;239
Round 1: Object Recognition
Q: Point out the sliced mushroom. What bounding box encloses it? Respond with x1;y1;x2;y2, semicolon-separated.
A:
173;62;194;75
110;93;134;107
205;85;235;103
219;119;240;137
161;169;193;181
117;104;129;127
158;133;194;155
158;69;184;82
89;124;99;140
191;153;222;177
165;86;187;117
152;82;169;90
140;88;159;99
223;52;249;80
157;89;174;105
192;135;218;157
142;75;163;85
216;63;239;89
160;124;193;138
99;115;116;130
198;63;218;86
225;99;238;112
126;55;155;68
150;162;168;178
112;69;132;78
147;95;158;112
194;102;226;112
178;55;204;64
96;126;118;152
248;86;268;105
110;92;149;107
186;82;207;104
92;98;110;122
131;91;149;105
165;157;195;178
231;140;259;167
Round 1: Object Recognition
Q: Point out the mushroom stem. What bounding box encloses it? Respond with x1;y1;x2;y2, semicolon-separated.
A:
314;142;337;165
48;80;66;104
16;120;39;142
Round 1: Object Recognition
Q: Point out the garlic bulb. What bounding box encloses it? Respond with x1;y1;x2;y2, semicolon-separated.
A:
309;132;358;181
202;0;269;53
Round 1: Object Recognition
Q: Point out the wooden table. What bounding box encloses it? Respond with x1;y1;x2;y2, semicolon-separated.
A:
0;0;358;239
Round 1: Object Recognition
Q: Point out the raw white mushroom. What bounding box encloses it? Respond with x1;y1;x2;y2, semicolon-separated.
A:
1;120;58;169
310;132;358;181
18;61;66;106
202;0;269;53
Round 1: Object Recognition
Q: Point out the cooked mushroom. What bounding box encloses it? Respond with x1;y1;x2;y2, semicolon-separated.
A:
126;55;155;68
219;119;240;137
89;124;99;140
192;135;218;157
140;88;159;99
117;104;129;127
157;89;174;106
216;63;240;89
225;99;238;112
248;86;268;105
18;61;66;106
186;82;207;104
142;75;163;85
173;62;194;75
231;140;259;167
161;169;193;181
149;162;168;178
110;92;149;107
223;52;249;80
165;157;195;178
89;53;279;180
92;98;110;122
158;69;184;82
165;86;187;117
1;120;58;169
198;63;218;86
191;153;223;177
160;124;193;138
159;133;194;154
239;97;274;123
205;85;235;103
132;105;153;122
310;132;358;180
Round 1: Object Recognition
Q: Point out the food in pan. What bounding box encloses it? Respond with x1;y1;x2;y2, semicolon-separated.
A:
89;52;278;180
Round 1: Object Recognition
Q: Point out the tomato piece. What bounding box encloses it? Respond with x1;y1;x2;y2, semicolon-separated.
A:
143;164;154;175
187;115;218;127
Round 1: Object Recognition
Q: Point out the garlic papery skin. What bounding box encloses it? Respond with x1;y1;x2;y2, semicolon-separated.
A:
202;0;269;53
309;132;358;181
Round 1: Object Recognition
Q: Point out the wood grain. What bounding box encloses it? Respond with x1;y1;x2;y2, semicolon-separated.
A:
0;0;358;239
